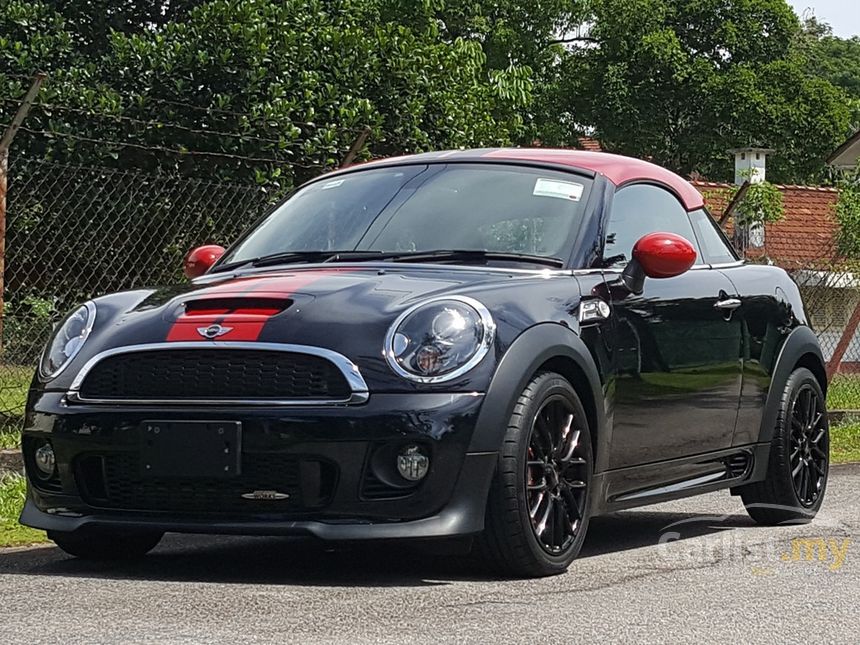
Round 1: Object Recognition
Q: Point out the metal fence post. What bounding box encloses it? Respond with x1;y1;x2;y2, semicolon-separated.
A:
0;72;46;347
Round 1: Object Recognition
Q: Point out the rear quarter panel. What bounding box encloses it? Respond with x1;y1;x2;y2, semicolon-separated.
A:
720;264;811;445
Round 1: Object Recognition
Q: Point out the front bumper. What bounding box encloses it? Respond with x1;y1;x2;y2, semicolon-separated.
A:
21;391;495;539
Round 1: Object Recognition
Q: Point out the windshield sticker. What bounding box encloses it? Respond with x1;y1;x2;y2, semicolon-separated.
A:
533;178;584;201
321;179;345;190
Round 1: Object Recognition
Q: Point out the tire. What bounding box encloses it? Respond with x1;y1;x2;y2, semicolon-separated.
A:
739;367;829;525
48;529;163;560
477;371;593;577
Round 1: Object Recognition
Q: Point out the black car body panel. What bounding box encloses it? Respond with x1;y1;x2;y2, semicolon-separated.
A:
21;150;827;541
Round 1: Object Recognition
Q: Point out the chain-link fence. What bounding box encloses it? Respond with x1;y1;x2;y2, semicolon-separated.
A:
0;157;280;432
1;157;859;439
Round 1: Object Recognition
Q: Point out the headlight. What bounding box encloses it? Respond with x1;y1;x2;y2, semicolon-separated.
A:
39;301;97;379
384;296;495;383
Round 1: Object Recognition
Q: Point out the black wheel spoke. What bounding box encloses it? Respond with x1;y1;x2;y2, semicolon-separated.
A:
791;460;803;478
529;491;547;519
811;459;826;476
809;412;823;432
787;384;828;507
556;424;577;462
535;417;555;458
526;397;589;554
802;389;813;426
560;485;582;522
552;497;565;548
535;494;553;536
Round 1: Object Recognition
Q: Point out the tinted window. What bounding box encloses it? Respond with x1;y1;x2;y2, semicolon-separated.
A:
223;164;593;264
689;209;739;264
603;184;700;267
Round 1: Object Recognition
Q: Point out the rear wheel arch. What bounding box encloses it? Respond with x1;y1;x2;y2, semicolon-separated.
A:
758;326;826;444
795;351;827;397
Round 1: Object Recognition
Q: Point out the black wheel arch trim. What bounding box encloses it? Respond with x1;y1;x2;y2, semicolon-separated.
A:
468;323;606;458
757;325;827;445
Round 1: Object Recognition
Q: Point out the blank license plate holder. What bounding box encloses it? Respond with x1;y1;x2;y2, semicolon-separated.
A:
139;421;242;478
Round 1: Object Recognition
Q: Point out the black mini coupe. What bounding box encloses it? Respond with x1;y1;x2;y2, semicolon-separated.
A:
21;149;830;577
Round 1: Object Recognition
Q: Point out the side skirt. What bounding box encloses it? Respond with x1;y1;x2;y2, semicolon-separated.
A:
590;443;770;515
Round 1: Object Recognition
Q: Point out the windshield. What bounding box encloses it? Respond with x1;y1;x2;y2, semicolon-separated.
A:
221;163;593;266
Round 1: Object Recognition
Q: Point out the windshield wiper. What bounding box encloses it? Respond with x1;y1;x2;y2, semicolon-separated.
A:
212;250;387;272
384;250;565;268
213;249;564;273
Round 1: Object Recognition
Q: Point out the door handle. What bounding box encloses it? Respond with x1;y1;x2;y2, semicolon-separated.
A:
714;297;742;311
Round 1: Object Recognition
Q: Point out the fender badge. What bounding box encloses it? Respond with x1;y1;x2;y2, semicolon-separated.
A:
241;490;290;500
197;324;233;339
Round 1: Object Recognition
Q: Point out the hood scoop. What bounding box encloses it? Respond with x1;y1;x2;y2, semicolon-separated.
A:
163;296;297;342
181;296;292;319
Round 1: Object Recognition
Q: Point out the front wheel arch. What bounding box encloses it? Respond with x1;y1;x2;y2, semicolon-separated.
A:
468;323;606;458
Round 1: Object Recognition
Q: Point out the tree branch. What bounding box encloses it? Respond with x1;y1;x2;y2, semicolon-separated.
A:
548;36;600;45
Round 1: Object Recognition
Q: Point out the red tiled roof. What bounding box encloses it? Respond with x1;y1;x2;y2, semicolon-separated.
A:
692;181;840;270
577;137;603;152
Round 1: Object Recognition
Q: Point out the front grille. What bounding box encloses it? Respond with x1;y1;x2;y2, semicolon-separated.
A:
77;349;352;401
76;452;337;513
360;469;420;500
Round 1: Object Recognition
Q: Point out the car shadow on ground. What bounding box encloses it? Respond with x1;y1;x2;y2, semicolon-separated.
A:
0;509;755;587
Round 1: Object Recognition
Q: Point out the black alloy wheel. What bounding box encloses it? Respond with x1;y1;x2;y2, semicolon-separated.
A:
788;383;829;507
478;371;593;577
740;367;829;525
525;396;589;554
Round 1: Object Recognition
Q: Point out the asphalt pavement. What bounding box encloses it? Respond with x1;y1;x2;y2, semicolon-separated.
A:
1;464;858;644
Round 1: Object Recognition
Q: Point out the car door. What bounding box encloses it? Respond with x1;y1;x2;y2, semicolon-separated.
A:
602;184;744;469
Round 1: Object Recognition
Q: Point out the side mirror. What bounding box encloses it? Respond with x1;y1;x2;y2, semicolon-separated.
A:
620;232;696;294
183;245;226;279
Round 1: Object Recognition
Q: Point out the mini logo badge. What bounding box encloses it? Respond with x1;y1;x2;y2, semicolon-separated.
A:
197;324;233;339
241;490;290;500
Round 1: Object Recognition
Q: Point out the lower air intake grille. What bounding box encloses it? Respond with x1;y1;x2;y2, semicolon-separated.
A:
76;452;336;513
77;348;352;401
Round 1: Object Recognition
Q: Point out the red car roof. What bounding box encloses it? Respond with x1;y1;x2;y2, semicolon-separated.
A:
345;148;705;211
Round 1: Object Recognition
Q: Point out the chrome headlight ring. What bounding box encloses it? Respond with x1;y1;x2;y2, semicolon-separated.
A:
39;301;97;379
383;295;496;384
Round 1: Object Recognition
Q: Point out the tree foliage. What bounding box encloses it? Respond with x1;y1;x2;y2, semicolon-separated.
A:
835;164;860;259
0;0;857;186
801;17;860;128
733;181;785;225
561;0;853;183
0;0;532;186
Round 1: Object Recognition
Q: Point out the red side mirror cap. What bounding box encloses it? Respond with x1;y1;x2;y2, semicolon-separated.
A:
632;232;697;279
184;245;226;279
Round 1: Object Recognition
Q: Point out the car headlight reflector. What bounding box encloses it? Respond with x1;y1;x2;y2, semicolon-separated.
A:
39;301;97;379
384;296;495;383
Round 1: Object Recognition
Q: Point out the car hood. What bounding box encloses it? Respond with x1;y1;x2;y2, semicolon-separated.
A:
61;264;585;392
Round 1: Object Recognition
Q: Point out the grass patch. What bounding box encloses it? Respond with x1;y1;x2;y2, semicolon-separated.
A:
0;431;20;450
0;365;32;420
827;375;860;410
0;473;46;547
831;422;860;464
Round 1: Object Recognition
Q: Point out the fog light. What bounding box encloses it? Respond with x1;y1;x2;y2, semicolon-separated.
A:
33;441;56;479
396;445;430;482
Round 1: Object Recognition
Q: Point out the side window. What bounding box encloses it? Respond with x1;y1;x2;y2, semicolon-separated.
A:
603;184;701;267
689;209;739;264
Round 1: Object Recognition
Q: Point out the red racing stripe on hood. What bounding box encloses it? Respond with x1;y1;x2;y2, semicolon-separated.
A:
166;269;342;342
